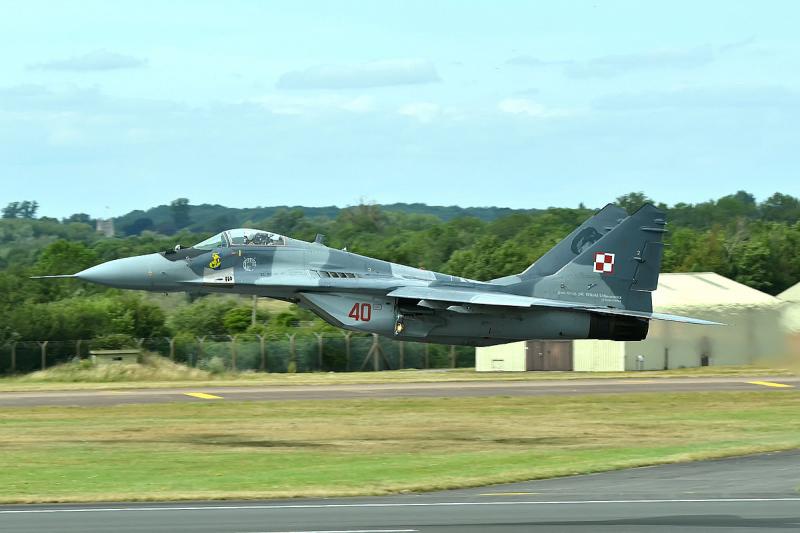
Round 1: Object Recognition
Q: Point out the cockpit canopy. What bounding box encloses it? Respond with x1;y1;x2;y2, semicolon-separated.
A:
193;228;287;250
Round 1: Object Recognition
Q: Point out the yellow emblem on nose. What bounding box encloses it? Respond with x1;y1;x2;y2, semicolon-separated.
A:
209;252;221;269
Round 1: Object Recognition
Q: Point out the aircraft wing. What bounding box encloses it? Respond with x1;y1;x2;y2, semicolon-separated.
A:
386;286;723;326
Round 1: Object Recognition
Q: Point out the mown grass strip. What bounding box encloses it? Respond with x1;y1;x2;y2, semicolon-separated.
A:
0;391;797;503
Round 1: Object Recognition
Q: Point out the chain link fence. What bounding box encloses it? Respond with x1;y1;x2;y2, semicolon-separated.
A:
0;333;476;375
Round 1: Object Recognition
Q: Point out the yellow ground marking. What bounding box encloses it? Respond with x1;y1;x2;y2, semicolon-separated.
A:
184;392;224;399
747;381;794;389
479;492;540;496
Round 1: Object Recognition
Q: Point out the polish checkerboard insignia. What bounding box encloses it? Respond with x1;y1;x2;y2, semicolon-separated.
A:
593;252;615;274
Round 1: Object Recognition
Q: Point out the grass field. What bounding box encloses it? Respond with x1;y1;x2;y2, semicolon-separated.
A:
0;361;794;392
0;390;798;503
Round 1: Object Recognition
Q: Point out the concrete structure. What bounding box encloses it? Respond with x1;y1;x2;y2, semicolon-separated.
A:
89;349;140;364
477;273;786;372
778;282;800;357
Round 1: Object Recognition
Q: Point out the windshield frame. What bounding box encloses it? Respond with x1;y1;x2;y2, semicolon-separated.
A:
192;232;230;250
225;228;286;247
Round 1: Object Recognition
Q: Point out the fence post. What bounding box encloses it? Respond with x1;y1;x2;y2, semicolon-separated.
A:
360;334;385;372
10;342;16;373
38;340;49;370
314;333;324;371
398;341;405;370
166;337;177;360
449;345;456;368
373;334;380;371
343;332;352;371
135;338;145;364
424;344;430;369
196;336;206;368
228;335;237;371
257;335;267;372
286;333;296;373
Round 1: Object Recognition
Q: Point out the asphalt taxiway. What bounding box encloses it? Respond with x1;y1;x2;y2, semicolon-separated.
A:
2;450;798;532
0;375;796;407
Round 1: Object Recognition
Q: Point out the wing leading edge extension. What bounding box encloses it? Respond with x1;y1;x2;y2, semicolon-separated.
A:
386;286;723;326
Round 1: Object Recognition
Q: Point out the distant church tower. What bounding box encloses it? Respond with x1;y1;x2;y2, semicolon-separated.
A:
96;218;115;237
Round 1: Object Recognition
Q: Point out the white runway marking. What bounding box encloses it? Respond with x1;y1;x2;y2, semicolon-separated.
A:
2;497;800;514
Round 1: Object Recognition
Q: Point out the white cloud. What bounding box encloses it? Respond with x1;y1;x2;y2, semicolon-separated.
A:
497;98;573;118
339;95;375;113
398;102;441;123
507;45;716;78
594;86;800;110
30;50;147;72
47;127;84;146
277;59;439;90
253;93;376;115
567;46;713;78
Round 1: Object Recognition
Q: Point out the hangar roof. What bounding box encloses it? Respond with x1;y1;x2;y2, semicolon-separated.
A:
778;282;800;303
654;272;782;310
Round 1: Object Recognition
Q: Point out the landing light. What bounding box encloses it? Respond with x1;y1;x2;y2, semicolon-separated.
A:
394;315;405;335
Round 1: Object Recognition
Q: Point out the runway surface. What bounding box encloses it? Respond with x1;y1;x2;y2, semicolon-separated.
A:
0;375;797;407
2;450;798;532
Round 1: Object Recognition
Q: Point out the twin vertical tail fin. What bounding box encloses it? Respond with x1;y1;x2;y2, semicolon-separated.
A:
550;203;667;312
501;203;720;328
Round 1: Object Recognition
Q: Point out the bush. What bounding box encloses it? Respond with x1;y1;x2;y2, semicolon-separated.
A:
90;334;137;350
205;356;226;375
19;353;211;382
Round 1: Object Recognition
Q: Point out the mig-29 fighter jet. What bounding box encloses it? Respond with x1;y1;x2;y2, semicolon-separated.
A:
34;203;720;346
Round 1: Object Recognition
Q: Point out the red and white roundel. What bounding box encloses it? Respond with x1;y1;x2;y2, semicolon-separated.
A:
593;252;615;274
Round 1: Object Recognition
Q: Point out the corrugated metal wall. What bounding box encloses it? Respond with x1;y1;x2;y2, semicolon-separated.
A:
623;307;786;370
475;341;526;371
573;305;787;371
573;340;625;371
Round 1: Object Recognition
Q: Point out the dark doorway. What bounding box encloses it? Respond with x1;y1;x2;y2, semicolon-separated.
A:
526;340;573;371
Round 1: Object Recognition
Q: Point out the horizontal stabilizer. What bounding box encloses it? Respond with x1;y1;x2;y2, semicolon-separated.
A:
387;286;723;326
587;307;724;326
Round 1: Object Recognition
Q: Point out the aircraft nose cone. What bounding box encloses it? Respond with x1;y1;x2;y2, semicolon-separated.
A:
75;254;155;289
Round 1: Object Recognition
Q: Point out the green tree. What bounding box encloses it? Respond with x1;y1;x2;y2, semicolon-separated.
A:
761;192;800;223
63;213;92;225
616;192;653;214
223;306;254;334
168;297;239;337
170;198;191;230
2;202;20;218
18;201;39;219
124;217;155;235
729;239;772;291
267;208;306;236
716;190;757;220
34;240;98;275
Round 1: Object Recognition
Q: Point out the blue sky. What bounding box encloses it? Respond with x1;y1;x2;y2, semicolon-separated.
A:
2;0;799;218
